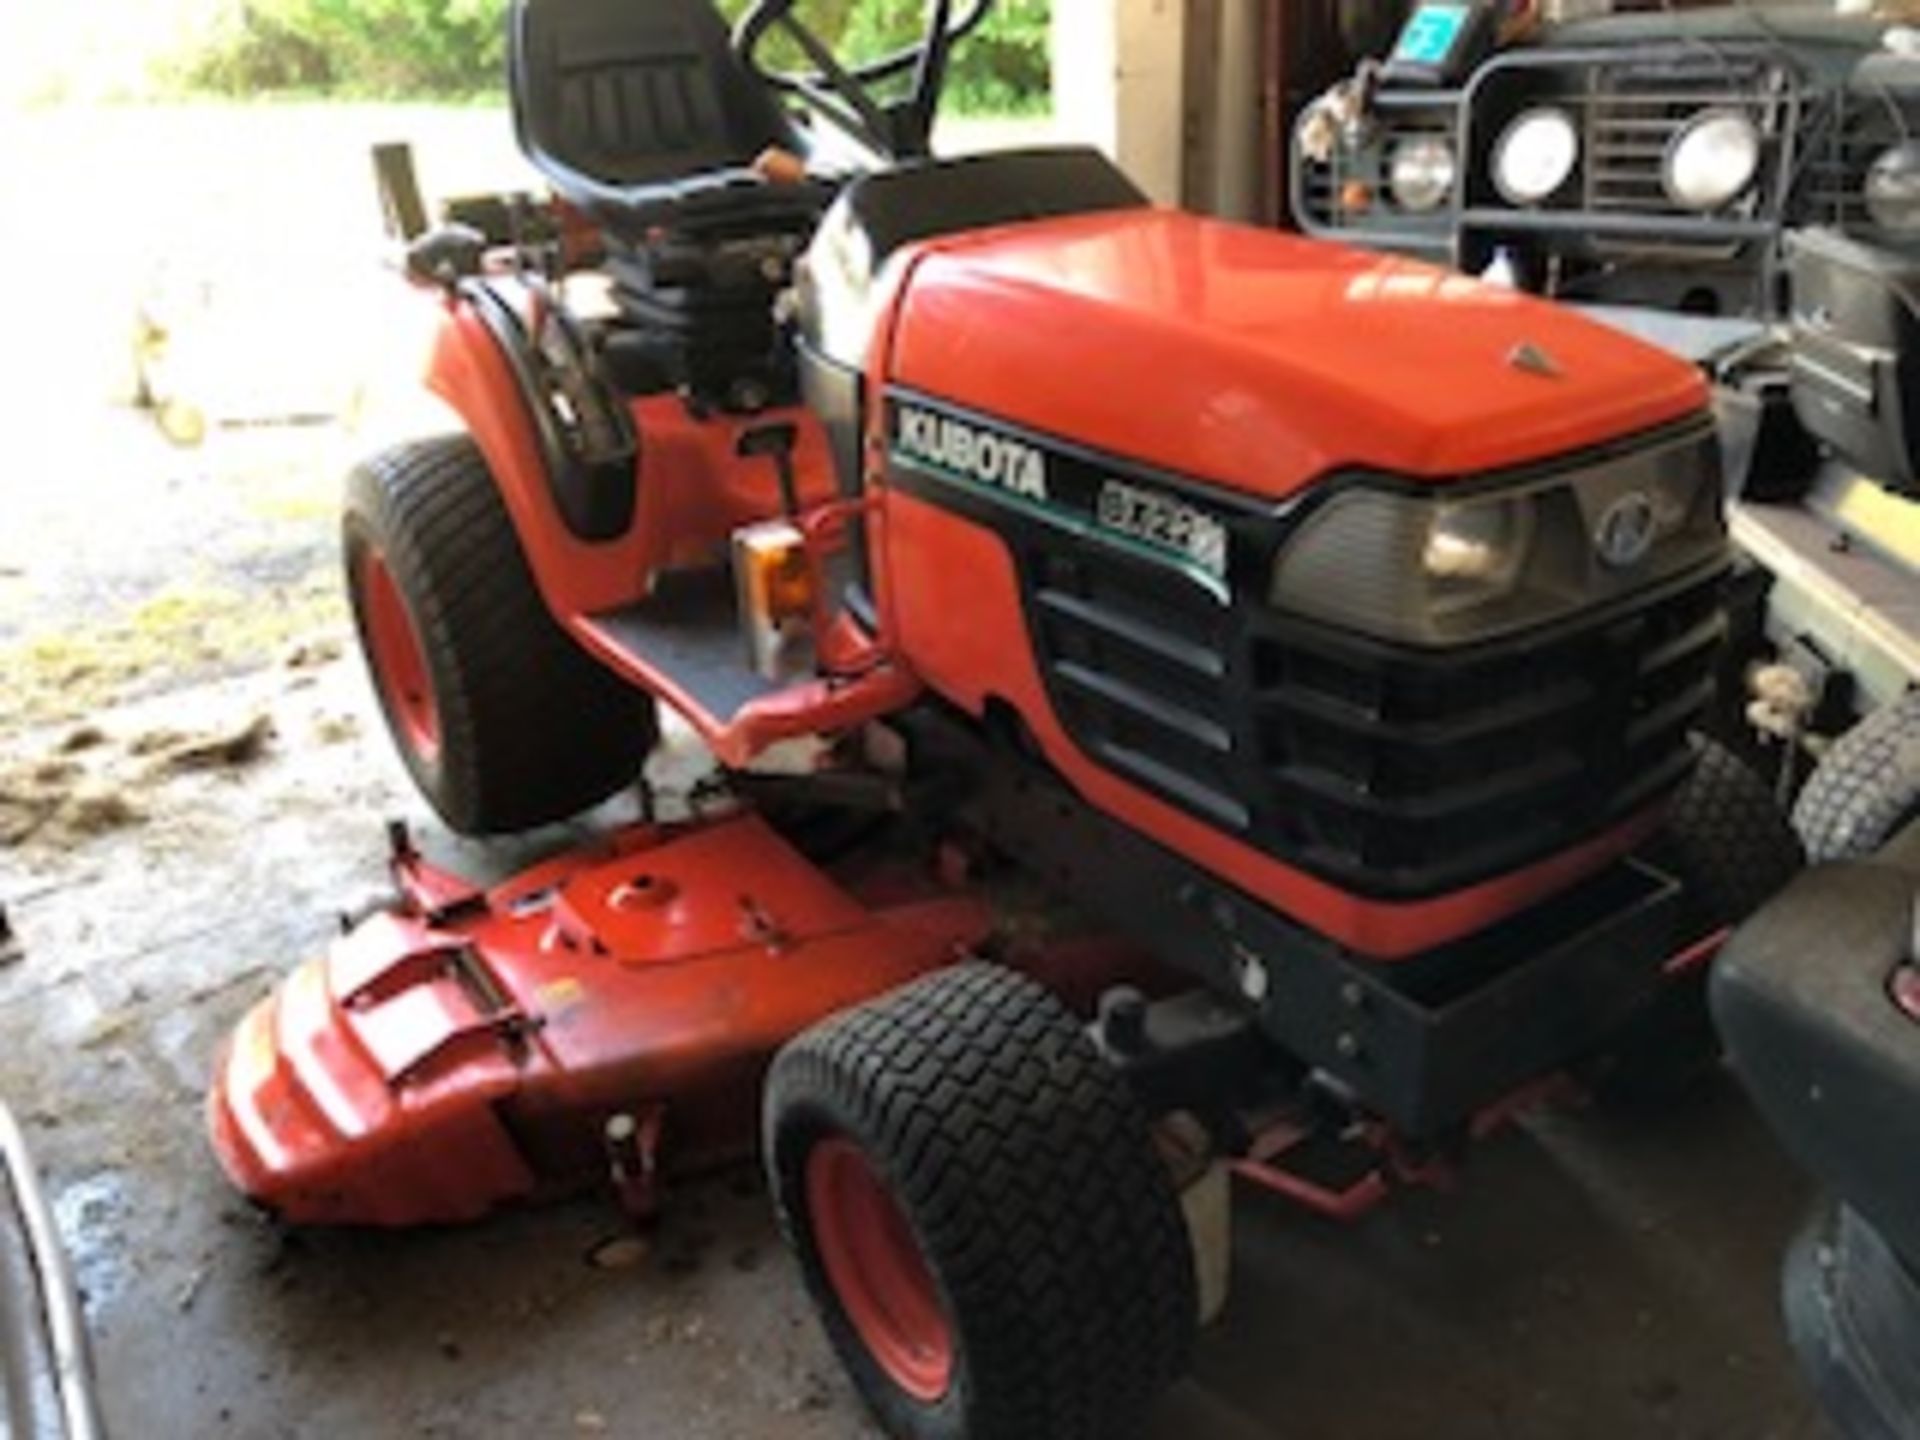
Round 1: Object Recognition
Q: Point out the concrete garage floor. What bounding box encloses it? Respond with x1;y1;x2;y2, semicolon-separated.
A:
0;568;1832;1440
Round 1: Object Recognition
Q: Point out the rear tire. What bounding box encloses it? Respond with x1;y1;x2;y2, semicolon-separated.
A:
765;965;1196;1440
1594;738;1803;1108
344;435;655;834
1792;691;1920;864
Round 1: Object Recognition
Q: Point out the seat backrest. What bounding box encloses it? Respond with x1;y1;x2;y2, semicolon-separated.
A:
510;0;797;188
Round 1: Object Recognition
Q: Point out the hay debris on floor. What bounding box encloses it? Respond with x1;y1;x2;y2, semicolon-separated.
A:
59;725;109;754
155;714;275;773
310;712;358;746
1;707;276;852
283;637;343;671
0;770;146;851
60;784;145;838
127;728;186;758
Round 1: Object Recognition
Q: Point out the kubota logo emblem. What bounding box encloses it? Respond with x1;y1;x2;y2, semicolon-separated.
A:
895;406;1049;501
1594;490;1658;569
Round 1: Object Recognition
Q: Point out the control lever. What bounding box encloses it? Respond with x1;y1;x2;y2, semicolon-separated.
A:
739;423;801;517
404;223;488;288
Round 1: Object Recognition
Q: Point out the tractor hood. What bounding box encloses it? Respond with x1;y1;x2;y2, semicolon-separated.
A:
885;209;1707;501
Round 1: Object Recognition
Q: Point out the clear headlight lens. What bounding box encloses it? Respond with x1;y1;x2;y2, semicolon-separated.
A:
1866;142;1920;234
1267;489;1543;644
1663;110;1761;212
1494;107;1579;206
1267;430;1726;647
1423;499;1536;596
1389;137;1458;213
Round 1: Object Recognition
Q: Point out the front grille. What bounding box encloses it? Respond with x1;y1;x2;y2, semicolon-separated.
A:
1459;44;1810;265
1031;549;1247;831
1026;520;1725;903
1581;54;1796;228
1801;95;1903;231
1248;574;1724;894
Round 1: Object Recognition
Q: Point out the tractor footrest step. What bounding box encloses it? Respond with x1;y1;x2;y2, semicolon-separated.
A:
586;569;777;724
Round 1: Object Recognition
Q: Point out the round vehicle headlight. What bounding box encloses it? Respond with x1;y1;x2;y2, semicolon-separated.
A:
1663;110;1761;212
1422;498;1536;592
1494;107;1579;206
1389;136;1458;213
1866;142;1920;233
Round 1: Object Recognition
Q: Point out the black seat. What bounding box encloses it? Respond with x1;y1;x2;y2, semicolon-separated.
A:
509;0;820;234
508;0;828;409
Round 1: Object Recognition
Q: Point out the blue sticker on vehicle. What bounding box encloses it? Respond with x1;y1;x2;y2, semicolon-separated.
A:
1394;4;1470;67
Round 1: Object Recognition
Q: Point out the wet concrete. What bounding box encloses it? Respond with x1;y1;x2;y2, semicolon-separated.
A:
0;653;1833;1440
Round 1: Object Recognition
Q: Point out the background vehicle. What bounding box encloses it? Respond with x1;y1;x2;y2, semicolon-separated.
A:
1715;820;1920;1440
1294;2;1920;821
209;2;1801;1436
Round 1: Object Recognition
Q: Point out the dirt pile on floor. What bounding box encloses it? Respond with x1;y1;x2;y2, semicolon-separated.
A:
0;712;278;853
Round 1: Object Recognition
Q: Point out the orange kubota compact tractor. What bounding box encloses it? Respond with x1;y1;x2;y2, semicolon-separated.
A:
209;1;1806;1435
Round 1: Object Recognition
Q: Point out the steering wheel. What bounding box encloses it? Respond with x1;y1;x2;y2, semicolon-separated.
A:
736;0;994;158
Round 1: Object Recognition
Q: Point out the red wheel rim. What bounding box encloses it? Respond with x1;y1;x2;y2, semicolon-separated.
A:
806;1137;954;1403
358;549;441;764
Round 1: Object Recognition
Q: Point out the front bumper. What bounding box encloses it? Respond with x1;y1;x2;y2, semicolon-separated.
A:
970;741;1684;1138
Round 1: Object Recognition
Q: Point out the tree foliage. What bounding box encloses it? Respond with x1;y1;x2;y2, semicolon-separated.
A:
167;0;1049;111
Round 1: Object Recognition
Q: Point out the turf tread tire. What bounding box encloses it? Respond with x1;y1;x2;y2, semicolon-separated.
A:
1658;738;1805;936
1792;691;1920;864
344;435;653;834
766;964;1196;1440
1596;738;1802;1108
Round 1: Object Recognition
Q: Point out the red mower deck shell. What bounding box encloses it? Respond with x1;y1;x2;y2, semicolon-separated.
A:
207;815;996;1226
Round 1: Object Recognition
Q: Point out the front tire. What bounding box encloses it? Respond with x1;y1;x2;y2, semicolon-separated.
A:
1655;737;1806;939
1593;738;1803;1108
344;435;655;834
765;965;1196;1440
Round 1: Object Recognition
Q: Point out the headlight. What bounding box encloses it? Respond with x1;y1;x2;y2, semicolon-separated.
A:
1389;137;1457;213
1268;488;1543;644
1663;110;1761;212
1267;430;1725;647
1494;107;1579;206
1866;142;1920;233
1423;499;1536;596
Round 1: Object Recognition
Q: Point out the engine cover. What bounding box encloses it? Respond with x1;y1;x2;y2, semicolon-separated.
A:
888;207;1709;499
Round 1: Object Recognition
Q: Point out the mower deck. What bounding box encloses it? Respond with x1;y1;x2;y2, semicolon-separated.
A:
209;812;993;1226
